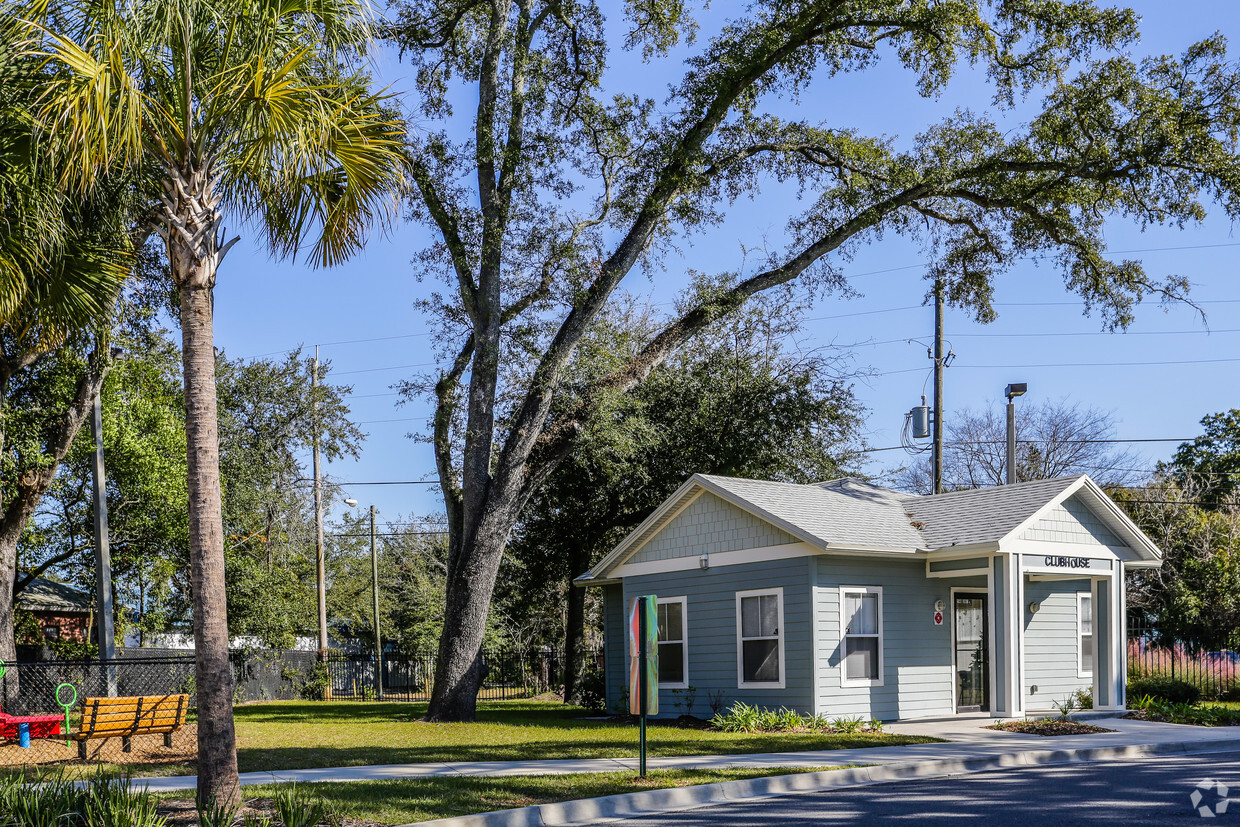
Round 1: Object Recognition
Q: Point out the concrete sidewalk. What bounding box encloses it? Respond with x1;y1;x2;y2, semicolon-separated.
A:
128;715;1240;793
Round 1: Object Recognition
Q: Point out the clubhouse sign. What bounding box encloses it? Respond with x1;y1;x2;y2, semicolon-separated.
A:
1020;553;1113;575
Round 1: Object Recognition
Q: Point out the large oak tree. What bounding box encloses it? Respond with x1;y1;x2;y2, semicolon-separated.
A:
391;0;1240;721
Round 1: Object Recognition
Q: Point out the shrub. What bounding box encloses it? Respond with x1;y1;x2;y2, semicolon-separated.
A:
1075;687;1093;710
711;701;763;732
831;716;865;734
0;772;165;827
671;685;698;716
296;663;330;701
273;785;328;827
1127;676;1201;705
573;666;606;712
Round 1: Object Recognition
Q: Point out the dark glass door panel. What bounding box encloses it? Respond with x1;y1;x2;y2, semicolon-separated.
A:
954;594;989;712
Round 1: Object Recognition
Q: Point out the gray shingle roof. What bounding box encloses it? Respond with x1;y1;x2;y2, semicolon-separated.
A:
699;475;926;550
696;474;1091;552
17;577;92;613
900;476;1084;549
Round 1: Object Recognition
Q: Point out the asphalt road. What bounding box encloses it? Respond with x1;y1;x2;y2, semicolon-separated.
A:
621;749;1240;825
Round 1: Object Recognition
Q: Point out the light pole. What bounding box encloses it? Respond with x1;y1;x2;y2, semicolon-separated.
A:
1004;383;1027;485
344;498;382;699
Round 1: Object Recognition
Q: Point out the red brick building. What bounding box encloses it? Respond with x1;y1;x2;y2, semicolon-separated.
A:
17;577;93;643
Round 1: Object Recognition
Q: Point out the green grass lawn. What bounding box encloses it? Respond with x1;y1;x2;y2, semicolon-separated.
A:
153;766;851;825
229;700;939;774
1204;701;1240;711
1;699;939;782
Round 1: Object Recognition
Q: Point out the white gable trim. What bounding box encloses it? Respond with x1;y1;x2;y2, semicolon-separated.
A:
998;476;1161;563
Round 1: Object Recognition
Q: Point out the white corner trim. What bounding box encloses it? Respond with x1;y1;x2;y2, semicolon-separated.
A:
838;585;884;688
735;587;786;689
656;596;689;689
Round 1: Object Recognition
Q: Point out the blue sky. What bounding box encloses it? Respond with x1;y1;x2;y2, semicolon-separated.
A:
208;2;1240;526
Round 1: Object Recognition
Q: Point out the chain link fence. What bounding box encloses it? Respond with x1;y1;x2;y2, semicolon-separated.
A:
1;649;322;717
2;647;582;714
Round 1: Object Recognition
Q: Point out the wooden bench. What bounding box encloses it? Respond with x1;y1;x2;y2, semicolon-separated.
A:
73;694;188;759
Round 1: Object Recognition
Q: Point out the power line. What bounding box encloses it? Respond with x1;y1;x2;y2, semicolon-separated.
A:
337;480;438;485
873;355;1240;377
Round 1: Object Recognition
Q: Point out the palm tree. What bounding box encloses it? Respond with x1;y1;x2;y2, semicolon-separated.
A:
19;0;406;805
0;13;132;688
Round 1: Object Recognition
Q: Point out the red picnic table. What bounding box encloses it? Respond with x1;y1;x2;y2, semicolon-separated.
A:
0;712;62;741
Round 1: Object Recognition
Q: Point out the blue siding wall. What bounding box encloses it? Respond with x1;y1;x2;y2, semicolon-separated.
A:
814;558;974;720
1024;579;1092;710
622;557;814;717
603;584;626;712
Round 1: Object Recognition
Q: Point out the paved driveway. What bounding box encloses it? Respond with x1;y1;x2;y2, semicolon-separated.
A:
621;748;1240;825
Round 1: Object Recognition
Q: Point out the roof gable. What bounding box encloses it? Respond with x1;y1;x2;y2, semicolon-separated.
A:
628;490;797;565
901;476;1080;550
1020;494;1126;548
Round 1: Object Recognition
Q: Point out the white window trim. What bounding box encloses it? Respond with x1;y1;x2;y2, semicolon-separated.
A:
735;587;786;689
1078;591;1094;679
657;596;689;689
839;585;885;688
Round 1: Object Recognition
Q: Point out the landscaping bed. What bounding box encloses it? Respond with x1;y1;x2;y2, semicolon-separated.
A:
987;720;1115;737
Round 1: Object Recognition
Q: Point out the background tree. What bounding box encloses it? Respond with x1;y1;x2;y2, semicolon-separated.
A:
894;399;1143;493
390;0;1240;720
29;333;361;651
25;0;406;802
1164;410;1240;509
0;14;134;678
1119;478;1240;652
504;297;864;702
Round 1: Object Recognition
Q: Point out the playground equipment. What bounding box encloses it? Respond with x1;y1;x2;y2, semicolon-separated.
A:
56;683;77;748
0;666;67;747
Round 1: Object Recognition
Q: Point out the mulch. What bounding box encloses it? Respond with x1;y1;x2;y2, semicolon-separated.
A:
0;722;197;769
987;719;1116;736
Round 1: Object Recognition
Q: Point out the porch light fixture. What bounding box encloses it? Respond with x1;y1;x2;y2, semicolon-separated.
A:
1028;601;1041;614
699;553;710;570
934;599;945;612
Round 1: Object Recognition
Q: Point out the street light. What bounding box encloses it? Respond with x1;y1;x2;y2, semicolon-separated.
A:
1004;383;1028;485
344;498;383;699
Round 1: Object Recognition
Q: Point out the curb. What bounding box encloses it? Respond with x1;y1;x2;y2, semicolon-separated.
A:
401;739;1240;827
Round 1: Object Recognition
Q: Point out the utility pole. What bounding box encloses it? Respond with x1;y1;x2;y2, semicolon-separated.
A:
370;505;382;699
89;349;118;695
312;347;328;655
932;279;945;495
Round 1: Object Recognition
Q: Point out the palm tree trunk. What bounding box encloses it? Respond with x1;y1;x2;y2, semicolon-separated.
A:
179;278;240;808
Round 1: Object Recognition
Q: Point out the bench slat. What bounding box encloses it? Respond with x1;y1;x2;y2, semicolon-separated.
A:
78;694;188;740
